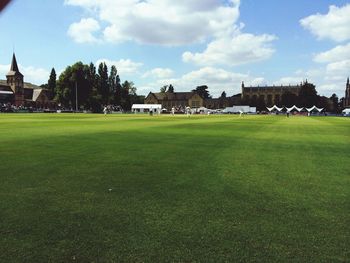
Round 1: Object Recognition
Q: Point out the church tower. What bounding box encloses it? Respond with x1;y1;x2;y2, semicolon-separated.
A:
6;53;24;106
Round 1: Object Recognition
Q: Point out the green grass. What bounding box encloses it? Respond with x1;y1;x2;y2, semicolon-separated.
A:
0;114;349;262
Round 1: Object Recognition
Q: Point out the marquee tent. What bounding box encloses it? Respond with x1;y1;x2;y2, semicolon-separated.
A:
342;108;350;116
286;105;303;112
266;105;284;112
131;104;161;114
223;106;256;113
306;106;324;112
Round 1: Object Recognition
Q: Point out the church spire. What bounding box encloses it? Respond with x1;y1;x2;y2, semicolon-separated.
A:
7;53;23;77
347;77;349;85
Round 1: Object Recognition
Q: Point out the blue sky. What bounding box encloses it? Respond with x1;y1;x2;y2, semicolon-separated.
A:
0;0;349;97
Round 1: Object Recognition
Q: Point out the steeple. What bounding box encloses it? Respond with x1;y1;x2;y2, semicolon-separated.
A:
347;77;349;86
7;53;23;77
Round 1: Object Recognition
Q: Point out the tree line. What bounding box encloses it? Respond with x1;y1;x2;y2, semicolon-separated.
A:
43;62;144;112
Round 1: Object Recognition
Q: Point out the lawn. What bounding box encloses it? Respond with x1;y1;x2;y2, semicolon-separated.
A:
0;114;349;262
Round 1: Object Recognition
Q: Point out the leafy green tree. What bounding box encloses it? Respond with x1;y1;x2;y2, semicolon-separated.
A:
220;91;227;98
56;62;92;109
160;85;167;93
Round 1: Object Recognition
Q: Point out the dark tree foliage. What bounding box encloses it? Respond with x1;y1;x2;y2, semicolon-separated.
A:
55;61;140;112
221;91;227;98
48;68;56;99
297;80;318;107
109;65;122;104
167;84;174;93
98;62;109;104
193;85;211;99
256;96;266;111
160;85;167;93
281;91;298;107
329;93;342;113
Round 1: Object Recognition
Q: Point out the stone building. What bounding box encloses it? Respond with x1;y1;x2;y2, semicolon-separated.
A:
0;53;52;107
241;81;302;106
144;91;204;110
345;78;350;108
144;90;242;110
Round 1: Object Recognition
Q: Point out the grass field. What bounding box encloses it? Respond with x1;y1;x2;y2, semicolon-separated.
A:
0;114;349;262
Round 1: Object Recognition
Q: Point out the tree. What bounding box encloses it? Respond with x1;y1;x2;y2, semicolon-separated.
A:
160;85;167;93
281;91;297;107
109;65;122;104
298;80;318;107
48;68;56;99
98;62;109;104
220;91;227;98
168;84;174;93
256;96;266;112
330;93;340;113
192;85;210;99
55;62;93;109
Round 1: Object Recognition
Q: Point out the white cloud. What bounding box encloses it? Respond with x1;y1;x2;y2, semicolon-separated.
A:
311;44;350;92
142;68;174;79
95;58;143;76
68;18;101;43
65;0;277;67
325;60;350;79
182;33;277;66
65;0;241;45
0;64;50;85
314;43;350;63
300;4;350;42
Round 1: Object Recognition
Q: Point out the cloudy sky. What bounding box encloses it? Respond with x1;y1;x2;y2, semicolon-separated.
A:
0;0;349;97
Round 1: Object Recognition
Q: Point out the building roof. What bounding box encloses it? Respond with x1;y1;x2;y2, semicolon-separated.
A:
32;89;43;101
0;79;42;90
243;85;301;90
6;53;23;77
150;91;201;101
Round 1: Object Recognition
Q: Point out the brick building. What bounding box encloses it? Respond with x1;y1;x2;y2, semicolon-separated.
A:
0;53;53;107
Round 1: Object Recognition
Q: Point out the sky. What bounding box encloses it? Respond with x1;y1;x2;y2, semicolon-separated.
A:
0;0;350;98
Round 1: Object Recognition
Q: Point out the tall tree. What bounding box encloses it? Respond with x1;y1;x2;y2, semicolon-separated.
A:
98;62;109;104
56;62;92;109
298;80;318;107
167;84;174;93
220;91;227;98
329;93;339;113
48;68;56;99
192;85;210;99
160;85;167;93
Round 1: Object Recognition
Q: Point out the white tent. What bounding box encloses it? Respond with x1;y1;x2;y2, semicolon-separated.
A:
223;106;256;113
342;108;350;116
306;106;324;112
266;105;283;112
286;105;303;112
131;104;161;114
196;106;209;114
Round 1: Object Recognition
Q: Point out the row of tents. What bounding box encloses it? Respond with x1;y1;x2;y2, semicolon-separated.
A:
266;105;324;113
